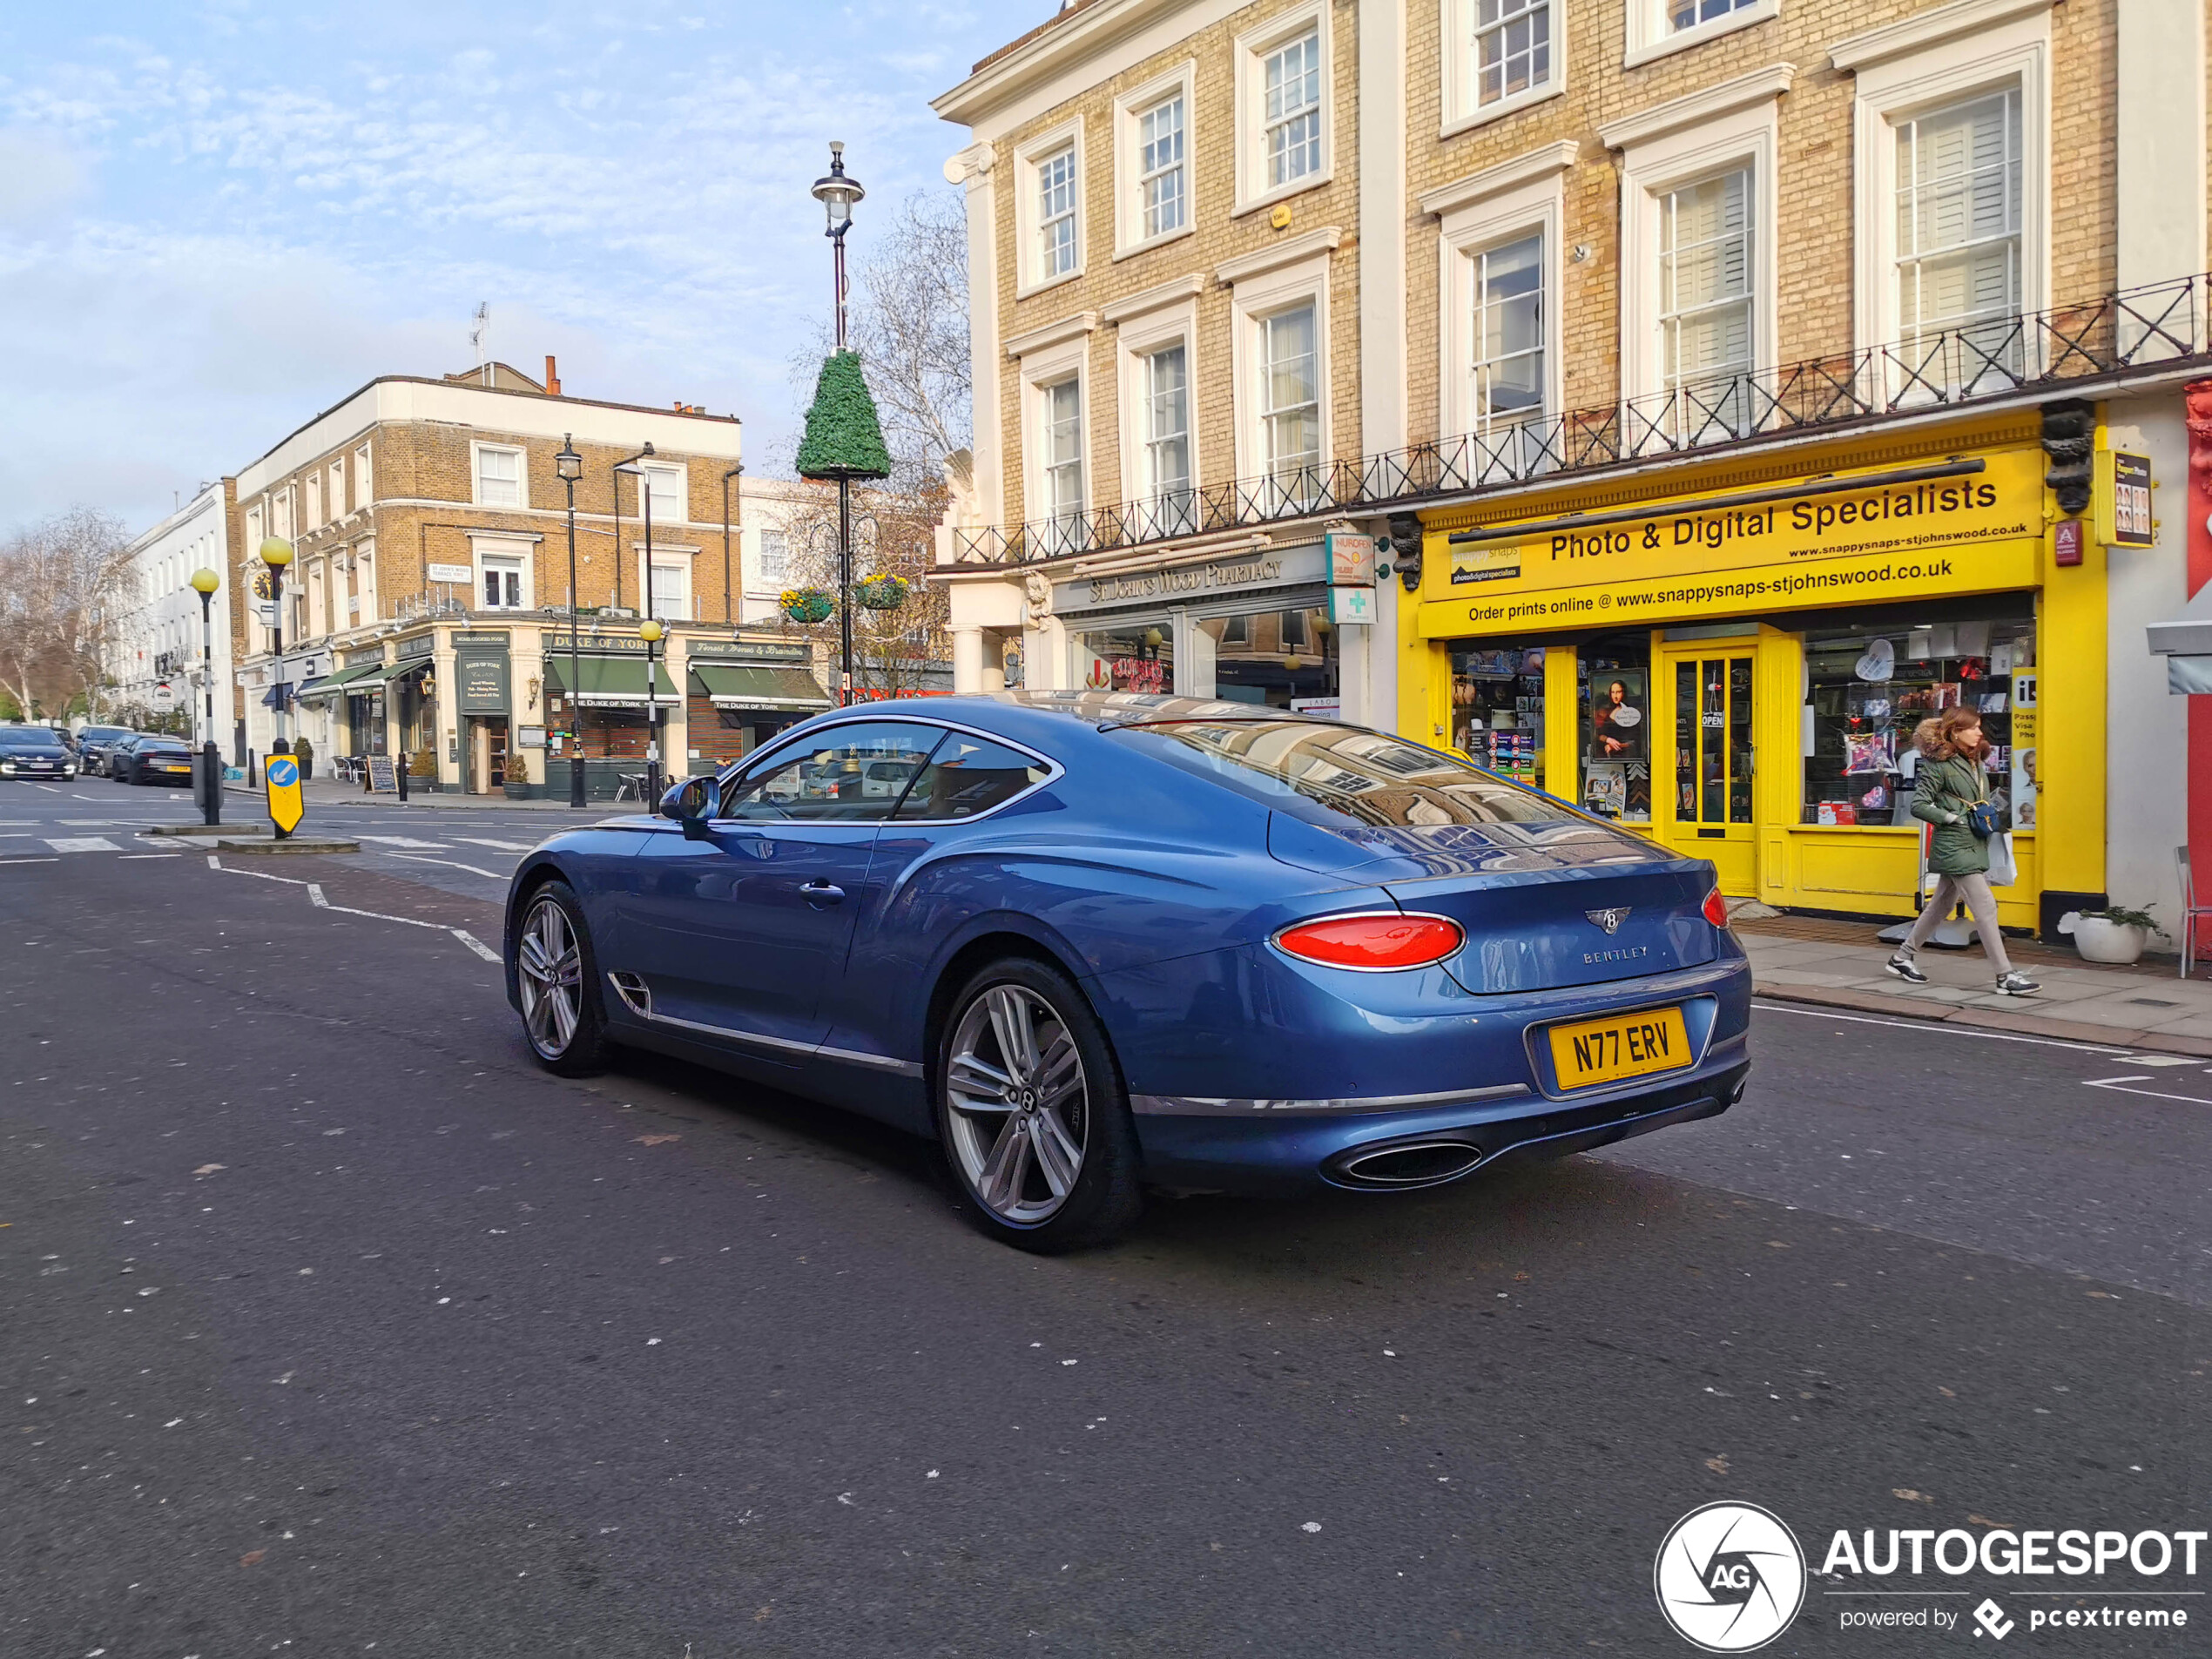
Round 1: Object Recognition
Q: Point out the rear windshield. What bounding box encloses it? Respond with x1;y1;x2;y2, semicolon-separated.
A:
1107;718;1582;830
142;740;187;752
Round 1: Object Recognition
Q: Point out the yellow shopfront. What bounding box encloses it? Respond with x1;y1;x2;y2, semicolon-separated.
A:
1399;421;2108;934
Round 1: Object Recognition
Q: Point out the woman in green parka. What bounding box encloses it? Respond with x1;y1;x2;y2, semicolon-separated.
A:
1886;705;2039;995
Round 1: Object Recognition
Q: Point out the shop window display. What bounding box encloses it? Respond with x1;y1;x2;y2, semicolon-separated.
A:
1801;616;2034;827
1448;644;1547;789
1076;624;1174;696
1191;608;1339;710
1579;637;1652;821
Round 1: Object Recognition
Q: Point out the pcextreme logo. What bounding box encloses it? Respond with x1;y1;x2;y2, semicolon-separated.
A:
1655;1502;1808;1651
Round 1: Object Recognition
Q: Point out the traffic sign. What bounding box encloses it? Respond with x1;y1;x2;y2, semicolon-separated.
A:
266;754;304;837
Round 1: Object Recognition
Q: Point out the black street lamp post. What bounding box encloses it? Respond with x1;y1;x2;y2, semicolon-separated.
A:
556;435;586;808
189;567;221;826
812;143;865;704
721;463;743;626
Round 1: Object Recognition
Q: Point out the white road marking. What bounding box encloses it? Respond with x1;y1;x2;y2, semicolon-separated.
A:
2082;1076;2212;1106
1750;999;2134;1055
388;853;505;880
118;853;180;860
0;858;61;866
44;838;121;853
202;857;491;961
451;929;501;961
353;835;452;849
451;837;535;852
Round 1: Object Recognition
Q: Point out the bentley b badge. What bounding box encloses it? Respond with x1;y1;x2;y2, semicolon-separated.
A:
1585;907;1630;934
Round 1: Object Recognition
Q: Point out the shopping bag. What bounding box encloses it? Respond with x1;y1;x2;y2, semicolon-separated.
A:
1985;831;2017;887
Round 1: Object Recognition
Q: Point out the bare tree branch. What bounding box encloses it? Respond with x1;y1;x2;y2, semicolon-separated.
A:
0;508;135;722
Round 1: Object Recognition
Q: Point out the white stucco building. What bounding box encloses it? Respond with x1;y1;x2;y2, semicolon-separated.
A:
111;482;235;747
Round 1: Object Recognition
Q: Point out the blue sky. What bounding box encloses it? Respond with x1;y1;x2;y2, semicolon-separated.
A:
0;0;1040;536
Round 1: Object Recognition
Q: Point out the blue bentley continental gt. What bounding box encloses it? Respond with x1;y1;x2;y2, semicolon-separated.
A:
503;692;1751;1251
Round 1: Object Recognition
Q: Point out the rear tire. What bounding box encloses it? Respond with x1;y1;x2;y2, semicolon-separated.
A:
514;880;613;1076
932;957;1143;1253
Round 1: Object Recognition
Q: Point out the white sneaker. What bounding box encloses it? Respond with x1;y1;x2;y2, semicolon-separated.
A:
1994;971;2040;996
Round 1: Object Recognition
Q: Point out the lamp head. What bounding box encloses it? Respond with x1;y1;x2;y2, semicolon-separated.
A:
259;536;294;567
639;619;665;644
189;567;220;596
556;435;583;482
811;141;865;238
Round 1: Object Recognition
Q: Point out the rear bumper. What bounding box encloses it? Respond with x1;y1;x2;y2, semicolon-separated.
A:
1133;1040;1749;1196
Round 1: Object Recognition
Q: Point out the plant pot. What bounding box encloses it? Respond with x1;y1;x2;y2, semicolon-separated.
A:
503;780;532;800
781;590;834;624
2071;915;2148;965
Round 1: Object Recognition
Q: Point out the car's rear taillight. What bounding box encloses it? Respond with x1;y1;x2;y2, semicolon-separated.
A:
1272;912;1466;972
1702;886;1729;928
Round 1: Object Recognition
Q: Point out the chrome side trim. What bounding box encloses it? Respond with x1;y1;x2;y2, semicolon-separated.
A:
814;1042;926;1078
1130;1082;1531;1116
607;977;924;1077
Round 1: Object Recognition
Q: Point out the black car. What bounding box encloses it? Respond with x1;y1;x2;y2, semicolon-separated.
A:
116;735;195;786
0;725;78;781
74;725;138;775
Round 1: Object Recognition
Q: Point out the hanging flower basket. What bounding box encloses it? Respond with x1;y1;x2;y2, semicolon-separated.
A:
780;588;833;625
853;574;910;611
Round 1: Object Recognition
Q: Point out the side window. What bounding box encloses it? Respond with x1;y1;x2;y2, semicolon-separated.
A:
719;723;946;823
893;733;1052;820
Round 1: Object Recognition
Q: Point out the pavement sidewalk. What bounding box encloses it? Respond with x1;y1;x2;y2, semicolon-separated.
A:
225;779;613;812
1737;914;2212;1055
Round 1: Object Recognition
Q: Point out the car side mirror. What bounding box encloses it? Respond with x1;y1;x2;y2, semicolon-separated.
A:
661;776;717;840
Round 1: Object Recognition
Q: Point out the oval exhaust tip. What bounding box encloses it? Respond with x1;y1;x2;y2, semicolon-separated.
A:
1335;1140;1485;1190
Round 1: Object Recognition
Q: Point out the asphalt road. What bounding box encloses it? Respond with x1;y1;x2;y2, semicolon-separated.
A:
2;778;2205;1656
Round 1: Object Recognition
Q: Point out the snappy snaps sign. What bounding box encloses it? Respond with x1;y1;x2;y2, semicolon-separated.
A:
1425;450;2047;638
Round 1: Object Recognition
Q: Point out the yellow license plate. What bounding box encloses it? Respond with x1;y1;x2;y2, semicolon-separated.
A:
1547;1007;1692;1089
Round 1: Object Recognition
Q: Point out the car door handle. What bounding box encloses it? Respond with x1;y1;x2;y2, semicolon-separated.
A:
799;880;846;907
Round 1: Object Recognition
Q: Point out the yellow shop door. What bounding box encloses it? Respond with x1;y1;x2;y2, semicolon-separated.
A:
1657;643;1759;894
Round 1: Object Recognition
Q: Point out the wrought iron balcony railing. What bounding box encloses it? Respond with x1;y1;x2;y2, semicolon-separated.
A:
948;270;2212;567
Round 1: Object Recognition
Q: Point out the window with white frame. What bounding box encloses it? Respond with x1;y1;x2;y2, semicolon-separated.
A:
650;562;690;621
1036;145;1079;280
1142;344;1192;531
306;472;323;529
1261;304;1320;479
353;444;373;510
1264;32;1323;190
758;529;790;587
1625;0;1776;69
1472;233;1546;427
1138;96;1185;240
1476;0;1552;108
329;462;345;519
476;446;523;508
641;462;685;524
482;555;525;610
1671;0;1758;33
1041;377;1085;534
1657;169;1755;411
1895;91;2021;349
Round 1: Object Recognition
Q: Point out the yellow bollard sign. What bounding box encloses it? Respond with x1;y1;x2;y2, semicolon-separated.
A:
266;754;304;838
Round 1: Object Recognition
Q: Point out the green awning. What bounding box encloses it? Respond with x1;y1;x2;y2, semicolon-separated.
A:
689;662;833;710
544;655;678;706
296;662;388;701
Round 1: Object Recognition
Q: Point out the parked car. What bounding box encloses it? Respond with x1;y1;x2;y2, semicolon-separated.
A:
76;726;145;777
117;735;195;786
500;693;1751;1252
0;725;78;780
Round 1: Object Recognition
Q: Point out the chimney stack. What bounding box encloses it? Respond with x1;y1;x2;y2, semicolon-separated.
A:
544;354;562;396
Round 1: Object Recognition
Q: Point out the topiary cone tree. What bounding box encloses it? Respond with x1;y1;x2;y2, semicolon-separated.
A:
795;351;892;705
794;351;892;483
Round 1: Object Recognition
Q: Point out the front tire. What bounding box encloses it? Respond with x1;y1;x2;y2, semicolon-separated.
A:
933;958;1143;1253
514;880;613;1076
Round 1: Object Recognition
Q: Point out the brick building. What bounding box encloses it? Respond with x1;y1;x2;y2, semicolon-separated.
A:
230;362;833;798
933;0;2212;938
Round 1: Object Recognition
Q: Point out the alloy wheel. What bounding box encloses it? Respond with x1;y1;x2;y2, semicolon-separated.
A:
944;982;1089;1225
516;895;583;1060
